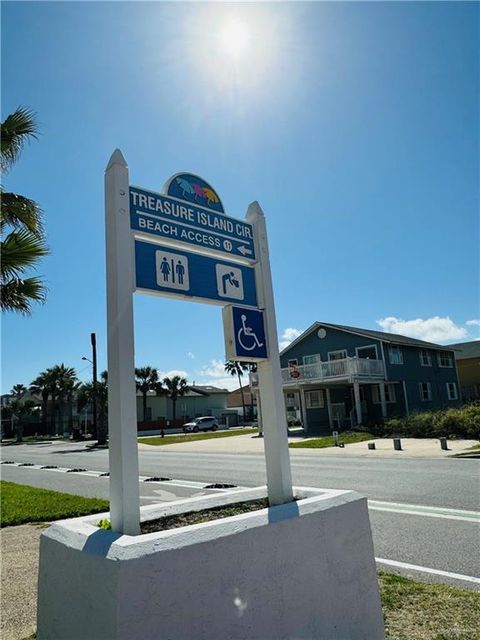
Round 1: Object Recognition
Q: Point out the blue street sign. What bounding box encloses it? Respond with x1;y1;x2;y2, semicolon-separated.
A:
134;239;258;307
223;306;268;361
130;186;256;261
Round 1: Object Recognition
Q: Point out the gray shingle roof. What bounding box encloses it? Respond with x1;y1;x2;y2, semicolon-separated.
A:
448;340;480;360
281;321;457;355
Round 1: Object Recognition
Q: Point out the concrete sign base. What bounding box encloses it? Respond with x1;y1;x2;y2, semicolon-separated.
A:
37;487;384;640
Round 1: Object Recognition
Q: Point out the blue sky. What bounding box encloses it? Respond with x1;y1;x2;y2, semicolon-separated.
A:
2;1;479;392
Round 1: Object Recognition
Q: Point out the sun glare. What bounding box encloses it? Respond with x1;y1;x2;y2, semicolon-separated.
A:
218;20;250;58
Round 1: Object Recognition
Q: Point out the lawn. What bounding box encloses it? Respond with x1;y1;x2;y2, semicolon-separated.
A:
0;481;109;526
138;427;258;446
379;571;480;640
289;430;375;449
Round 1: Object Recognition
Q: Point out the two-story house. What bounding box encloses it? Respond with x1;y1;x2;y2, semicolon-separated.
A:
279;322;461;435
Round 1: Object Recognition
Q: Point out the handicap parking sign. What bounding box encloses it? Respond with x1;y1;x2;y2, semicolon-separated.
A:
223;305;268;361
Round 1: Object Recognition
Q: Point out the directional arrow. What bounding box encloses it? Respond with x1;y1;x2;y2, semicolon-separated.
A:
238;245;253;256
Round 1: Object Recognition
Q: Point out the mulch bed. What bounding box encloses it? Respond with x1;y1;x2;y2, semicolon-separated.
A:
140;498;269;534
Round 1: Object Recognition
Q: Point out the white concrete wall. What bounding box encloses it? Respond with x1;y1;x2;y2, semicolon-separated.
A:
37;487;384;640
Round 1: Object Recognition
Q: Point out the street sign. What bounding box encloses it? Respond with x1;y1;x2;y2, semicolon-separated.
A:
223;305;268;361
135;239;258;307
105;150;293;535
130;186;256;261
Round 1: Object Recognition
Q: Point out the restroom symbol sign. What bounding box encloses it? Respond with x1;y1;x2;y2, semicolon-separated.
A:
216;264;244;300
155;250;190;291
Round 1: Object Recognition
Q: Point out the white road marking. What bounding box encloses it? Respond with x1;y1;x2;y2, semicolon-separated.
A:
369;500;480;523
376;558;480;585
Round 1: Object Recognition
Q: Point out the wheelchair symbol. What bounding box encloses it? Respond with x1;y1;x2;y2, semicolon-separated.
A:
237;314;264;351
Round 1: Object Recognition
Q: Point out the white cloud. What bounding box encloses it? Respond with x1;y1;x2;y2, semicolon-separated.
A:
466;319;480;326
195;359;249;391
279;327;303;351
187;352;195;359
376;316;468;343
158;369;189;381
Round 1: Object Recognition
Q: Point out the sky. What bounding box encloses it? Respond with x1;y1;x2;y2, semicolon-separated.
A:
2;1;479;393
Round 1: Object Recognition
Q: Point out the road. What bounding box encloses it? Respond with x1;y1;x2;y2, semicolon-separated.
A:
2;441;479;590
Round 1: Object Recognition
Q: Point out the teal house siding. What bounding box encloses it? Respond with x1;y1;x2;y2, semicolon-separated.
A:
280;326;383;368
384;344;461;413
280;322;461;432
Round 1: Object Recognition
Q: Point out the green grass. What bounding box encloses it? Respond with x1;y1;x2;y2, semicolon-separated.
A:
138;428;258;446
379;571;480;639
0;481;109;526
289;430;375;449
466;443;480;451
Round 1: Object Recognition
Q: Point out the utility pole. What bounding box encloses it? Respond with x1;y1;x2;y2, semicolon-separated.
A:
91;332;98;439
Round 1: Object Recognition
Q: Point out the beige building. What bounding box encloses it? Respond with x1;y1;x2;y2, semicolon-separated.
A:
450;340;480;401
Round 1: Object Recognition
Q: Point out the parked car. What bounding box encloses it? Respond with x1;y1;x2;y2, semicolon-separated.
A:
182;416;219;433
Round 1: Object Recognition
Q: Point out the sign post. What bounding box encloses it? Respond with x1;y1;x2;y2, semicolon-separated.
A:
105;152;294;532
246;201;294;505
105;149;140;535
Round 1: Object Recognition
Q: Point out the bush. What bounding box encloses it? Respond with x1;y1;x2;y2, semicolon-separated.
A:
383;403;480;439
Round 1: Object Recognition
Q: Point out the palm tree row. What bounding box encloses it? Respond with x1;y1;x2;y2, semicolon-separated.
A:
6;363;190;441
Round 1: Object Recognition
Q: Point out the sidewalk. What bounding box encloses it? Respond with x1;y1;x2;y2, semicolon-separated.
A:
139;434;479;458
1;523;44;640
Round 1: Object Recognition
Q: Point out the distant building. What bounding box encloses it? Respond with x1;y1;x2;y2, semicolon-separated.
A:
136;385;229;432
449;340;480;402
279;322;461;435
226;385;257;422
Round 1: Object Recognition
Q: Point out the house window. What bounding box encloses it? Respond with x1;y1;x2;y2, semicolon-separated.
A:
372;384;396;404
328;350;347;361
356;345;378;360
419;382;432;401
286;393;296;410
419;349;432;366
303;354;321;366
389;345;403;365
305;390;324;408
446;382;458;400
437;351;453;368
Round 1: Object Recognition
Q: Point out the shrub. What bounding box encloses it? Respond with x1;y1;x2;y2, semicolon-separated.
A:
383;403;480;439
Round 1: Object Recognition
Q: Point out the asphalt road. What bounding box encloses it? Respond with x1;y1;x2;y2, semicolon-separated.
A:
2;441;479;589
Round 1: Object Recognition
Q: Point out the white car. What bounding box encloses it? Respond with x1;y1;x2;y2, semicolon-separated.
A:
182;416;219;433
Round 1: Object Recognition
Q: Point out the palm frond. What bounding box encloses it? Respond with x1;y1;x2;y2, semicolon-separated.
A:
1;276;47;314
1;190;44;235
1;106;38;171
1;228;49;279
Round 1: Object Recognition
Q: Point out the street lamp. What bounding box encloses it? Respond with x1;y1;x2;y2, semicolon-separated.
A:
82;332;98;439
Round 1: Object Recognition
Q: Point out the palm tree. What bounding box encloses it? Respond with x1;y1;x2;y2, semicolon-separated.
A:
1;107;49;314
11;383;27;398
163;375;188;423
7;398;36;442
30;369;55;433
77;371;108;445
225;360;251;423
135;366;160;422
49;364;77;435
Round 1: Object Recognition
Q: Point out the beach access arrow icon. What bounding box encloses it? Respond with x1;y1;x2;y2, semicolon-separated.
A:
238;245;253;256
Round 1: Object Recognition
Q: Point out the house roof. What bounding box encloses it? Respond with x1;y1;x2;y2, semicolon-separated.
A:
448;340;480;360
280;321;457;355
188;385;229;395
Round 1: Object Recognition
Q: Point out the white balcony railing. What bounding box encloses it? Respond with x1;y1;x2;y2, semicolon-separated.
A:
280;357;384;384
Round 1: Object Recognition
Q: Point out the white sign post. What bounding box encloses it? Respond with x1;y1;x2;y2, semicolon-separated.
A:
246;201;294;505
105;149;141;535
105;151;294;533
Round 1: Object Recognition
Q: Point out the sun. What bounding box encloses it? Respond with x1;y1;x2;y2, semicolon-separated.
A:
218;20;250;59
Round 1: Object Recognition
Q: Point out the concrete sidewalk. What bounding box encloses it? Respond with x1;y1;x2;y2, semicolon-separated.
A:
139;434;478;458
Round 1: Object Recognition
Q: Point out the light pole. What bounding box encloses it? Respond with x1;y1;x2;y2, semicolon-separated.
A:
82;332;98;439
